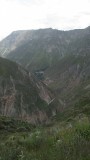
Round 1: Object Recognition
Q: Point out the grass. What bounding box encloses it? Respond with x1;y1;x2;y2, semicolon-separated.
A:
0;115;90;160
0;116;34;132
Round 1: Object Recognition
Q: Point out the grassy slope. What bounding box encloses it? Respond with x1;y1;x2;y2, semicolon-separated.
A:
0;114;90;160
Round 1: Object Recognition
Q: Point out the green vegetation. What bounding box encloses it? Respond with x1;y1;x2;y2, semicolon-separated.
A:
0;57;23;79
0;115;90;160
0;116;34;132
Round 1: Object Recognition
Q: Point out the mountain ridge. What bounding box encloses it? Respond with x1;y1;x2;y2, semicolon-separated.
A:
0;26;90;60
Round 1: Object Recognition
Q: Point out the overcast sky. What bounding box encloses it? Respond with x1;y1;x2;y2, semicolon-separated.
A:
0;0;90;40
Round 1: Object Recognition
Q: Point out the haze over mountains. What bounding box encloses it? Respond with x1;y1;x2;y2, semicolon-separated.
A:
0;26;90;123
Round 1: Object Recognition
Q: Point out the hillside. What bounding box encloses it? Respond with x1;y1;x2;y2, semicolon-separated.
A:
0;57;59;124
0;27;90;117
0;27;90;71
0;28;90;160
0;114;90;160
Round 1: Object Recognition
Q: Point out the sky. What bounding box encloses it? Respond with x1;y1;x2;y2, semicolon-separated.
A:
0;0;90;40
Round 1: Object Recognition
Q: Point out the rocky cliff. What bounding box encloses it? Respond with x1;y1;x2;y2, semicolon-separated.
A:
0;57;59;124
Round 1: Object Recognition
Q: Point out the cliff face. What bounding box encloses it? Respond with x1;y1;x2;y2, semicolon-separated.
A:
0;57;59;124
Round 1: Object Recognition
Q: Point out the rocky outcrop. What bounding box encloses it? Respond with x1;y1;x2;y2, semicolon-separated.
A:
0;57;59;124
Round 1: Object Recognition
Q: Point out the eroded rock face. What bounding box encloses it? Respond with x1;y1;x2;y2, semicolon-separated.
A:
0;57;59;124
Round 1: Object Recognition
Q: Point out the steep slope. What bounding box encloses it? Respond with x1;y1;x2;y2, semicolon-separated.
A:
0;27;90;71
0;27;90;119
0;28;90;160
0;28;69;70
0;57;59;124
45;54;90;119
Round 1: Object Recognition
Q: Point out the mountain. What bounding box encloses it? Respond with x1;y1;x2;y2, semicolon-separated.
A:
0;27;90;71
0;57;60;124
0;27;90;119
0;27;90;160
